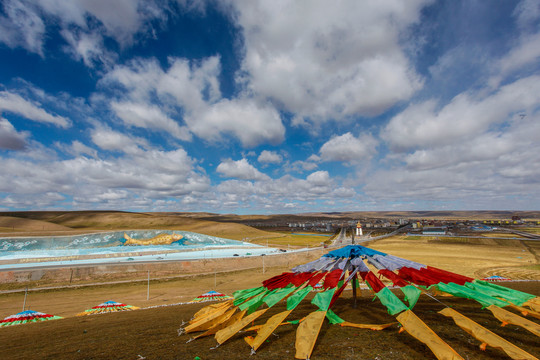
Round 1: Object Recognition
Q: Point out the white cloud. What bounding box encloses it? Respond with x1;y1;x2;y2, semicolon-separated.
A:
0;0;169;64
258;150;282;164
383;75;540;151
110;101;191;141
364;100;540;208
216;158;270;181
90;126;150;155
0;142;210;209
0;91;71;128
187;99;285;147
230;0;426;123
0;0;45;55
102;57;284;147
0;118;29;150
319;132;378;163
60;29;116;68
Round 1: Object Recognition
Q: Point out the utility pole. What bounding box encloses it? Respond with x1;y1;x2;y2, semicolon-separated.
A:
146;270;150;301
22;287;28;311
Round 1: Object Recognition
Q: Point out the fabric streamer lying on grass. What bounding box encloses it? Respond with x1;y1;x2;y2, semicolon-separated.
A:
182;245;540;360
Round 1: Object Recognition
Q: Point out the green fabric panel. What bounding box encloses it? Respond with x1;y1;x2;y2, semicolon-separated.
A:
326;309;345;324
375;287;408;315
286;286;313;310
338;280;344;288
468;280;535;306
437;282;508;308
312;289;336;311
238;289;271;311
233;286;266;306
401;285;421;309
264;285;297;308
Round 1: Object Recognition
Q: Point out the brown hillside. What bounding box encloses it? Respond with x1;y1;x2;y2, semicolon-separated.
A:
0;216;72;233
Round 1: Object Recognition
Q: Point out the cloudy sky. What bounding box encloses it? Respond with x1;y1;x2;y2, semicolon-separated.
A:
0;0;539;213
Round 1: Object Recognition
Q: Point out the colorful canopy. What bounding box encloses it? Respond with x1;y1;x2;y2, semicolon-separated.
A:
183;245;540;360
77;301;139;316
188;291;233;304
0;310;62;327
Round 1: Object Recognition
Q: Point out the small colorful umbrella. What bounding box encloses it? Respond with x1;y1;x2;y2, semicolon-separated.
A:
187;291;233;304
1;310;62;327
77;301;139;316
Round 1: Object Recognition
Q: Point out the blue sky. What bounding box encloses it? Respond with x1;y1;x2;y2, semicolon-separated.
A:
0;0;539;213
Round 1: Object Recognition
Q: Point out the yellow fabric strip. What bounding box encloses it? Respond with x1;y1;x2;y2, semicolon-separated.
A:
191;300;233;323
184;303;235;333
439;307;538;360
396;309;464;360
244;309;293;351
507;304;540;321
215;308;268;345
295;310;327;360
340;321;397;331
192;311;246;340
487;305;540;338
191;307;237;334
523;297;540;312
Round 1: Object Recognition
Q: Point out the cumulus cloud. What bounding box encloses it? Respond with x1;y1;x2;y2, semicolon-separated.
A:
230;0;426;123
0;0;45;55
0;118;29;150
319;132;378;164
258;150;282;164
110;101;191;141
0;0;170;66
216;158;269;180
90;126;150;155
186;99;285;147
102;57;285;147
56;140;98;159
0;91;71;128
0;142;210;209
382;75;540;151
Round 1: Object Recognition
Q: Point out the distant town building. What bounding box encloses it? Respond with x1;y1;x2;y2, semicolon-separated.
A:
422;227;447;235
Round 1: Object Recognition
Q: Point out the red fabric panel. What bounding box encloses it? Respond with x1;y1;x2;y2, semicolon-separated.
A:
329;280;349;309
263;272;295;290
424;266;473;285
398;267;439;286
365;271;385;293
291;272;314;287
307;272;327;287
358;271;368;281
378;269;409;287
323;269;343;289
